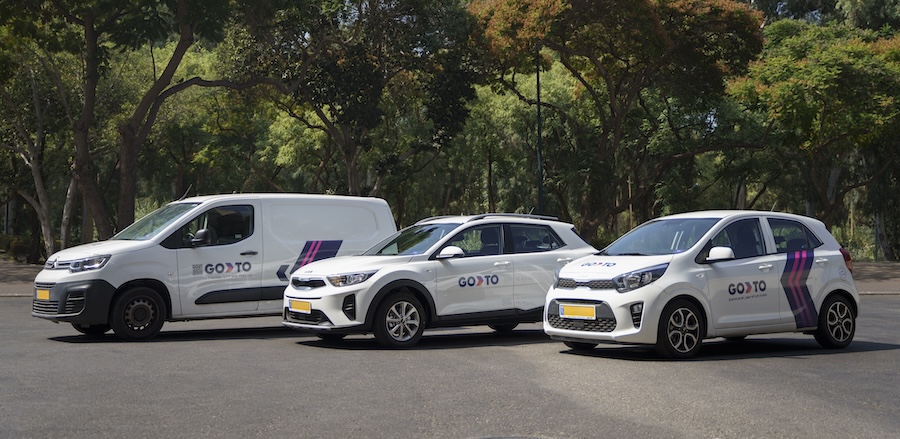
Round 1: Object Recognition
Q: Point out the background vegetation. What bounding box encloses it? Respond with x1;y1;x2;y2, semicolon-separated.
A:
1;0;898;263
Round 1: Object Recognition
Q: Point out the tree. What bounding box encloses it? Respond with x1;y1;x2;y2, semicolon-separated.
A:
470;0;764;236
229;0;476;196
3;0;243;239
729;20;900;227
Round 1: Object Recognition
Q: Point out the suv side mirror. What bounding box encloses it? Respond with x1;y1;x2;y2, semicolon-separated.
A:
191;228;216;247
436;245;465;259
706;246;735;262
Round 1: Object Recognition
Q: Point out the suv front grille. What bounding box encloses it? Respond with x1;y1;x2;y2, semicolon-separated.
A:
285;308;332;325
556;278;616;290
291;278;326;289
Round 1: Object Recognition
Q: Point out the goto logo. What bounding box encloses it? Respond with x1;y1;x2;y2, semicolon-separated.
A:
582;262;616;267
205;262;252;274
728;280;767;295
458;275;500;287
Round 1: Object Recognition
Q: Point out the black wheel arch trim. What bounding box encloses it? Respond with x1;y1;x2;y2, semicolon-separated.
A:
364;279;436;331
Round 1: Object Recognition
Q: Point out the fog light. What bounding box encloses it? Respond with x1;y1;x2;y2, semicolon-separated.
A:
630;302;644;328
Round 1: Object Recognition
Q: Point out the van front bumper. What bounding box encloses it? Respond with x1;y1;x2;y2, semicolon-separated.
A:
31;279;116;325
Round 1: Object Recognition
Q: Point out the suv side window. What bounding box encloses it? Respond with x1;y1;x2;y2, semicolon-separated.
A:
711;218;765;259
180;205;254;247
768;218;823;253
447;225;503;257
508;224;564;253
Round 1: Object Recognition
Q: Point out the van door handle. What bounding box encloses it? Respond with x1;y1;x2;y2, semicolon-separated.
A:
240;251;259;256
556;258;573;263
758;263;773;271
494;261;510;266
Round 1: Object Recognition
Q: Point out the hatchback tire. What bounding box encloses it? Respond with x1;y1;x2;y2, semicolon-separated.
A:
814;295;855;349
655;299;703;359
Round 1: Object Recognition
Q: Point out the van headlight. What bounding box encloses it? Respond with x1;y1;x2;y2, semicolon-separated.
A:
68;255;111;273
613;263;668;293
326;271;377;287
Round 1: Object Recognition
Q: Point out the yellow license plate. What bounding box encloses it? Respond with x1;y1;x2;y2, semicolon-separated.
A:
290;300;311;314
560;304;596;320
36;289;50;301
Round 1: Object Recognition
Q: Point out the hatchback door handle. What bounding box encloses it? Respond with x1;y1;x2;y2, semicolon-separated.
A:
815;258;828;264
494;261;510;266
758;263;773;271
240;250;259;256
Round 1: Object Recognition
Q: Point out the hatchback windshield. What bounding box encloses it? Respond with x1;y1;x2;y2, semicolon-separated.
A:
113;202;200;241
364;223;460;256
602;218;719;256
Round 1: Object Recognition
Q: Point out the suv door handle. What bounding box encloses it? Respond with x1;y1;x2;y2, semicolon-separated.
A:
494;261;510;266
758;263;773;271
240;250;259;256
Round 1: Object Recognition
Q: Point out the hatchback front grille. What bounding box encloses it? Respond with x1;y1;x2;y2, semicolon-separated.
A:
546;299;617;332
556;278;616;290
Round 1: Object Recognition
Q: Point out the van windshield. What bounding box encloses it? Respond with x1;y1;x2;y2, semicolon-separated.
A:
113;203;200;241
601;218;719;256
364;223;460;256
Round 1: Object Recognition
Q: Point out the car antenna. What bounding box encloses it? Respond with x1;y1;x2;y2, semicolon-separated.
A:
177;184;193;201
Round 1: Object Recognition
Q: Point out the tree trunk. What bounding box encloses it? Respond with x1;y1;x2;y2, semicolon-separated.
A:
73;12;114;240
60;176;78;250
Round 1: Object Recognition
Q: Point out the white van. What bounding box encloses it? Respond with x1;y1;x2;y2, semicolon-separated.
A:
31;194;396;340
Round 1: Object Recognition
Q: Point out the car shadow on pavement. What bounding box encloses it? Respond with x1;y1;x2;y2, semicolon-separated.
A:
296;328;555;350
49;326;303;343
558;337;900;361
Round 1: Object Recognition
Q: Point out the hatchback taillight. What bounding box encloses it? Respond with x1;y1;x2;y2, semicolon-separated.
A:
840;248;853;273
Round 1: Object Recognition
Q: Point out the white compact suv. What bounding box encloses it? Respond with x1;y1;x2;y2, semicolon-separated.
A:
544;210;859;358
283;214;597;347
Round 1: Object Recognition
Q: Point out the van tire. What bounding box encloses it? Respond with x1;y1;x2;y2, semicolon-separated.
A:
373;292;424;349
110;287;166;341
71;323;110;336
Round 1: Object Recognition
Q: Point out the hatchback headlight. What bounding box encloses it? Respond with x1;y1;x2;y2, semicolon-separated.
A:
613;263;668;293
68;255;111;273
326;271;377;287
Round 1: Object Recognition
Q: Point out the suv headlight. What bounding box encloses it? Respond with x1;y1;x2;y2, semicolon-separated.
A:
613;263;668;293
326;271;377;287
68;255;111;273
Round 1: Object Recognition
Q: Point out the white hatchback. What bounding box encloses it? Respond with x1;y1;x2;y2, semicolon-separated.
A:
544;210;859;358
283;214;596;348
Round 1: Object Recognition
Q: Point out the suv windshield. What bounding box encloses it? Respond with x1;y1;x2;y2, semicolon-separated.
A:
602;218;719;256
365;223;460;256
113;202;200;241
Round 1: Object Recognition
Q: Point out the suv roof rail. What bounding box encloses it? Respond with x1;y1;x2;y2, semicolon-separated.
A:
413;215;457;225
465;213;559;222
414;213;560;225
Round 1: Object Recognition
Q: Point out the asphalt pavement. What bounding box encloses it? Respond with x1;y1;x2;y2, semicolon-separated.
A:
1;256;897;297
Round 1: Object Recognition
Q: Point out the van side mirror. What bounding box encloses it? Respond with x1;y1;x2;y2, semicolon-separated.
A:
706;246;735;262
191;228;216;247
436;245;465;259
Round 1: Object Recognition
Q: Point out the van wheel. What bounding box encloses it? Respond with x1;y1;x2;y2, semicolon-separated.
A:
71;323;110;336
655;299;703;359
814;295;855;349
373;293;424;348
489;323;518;333
110;287;166;341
